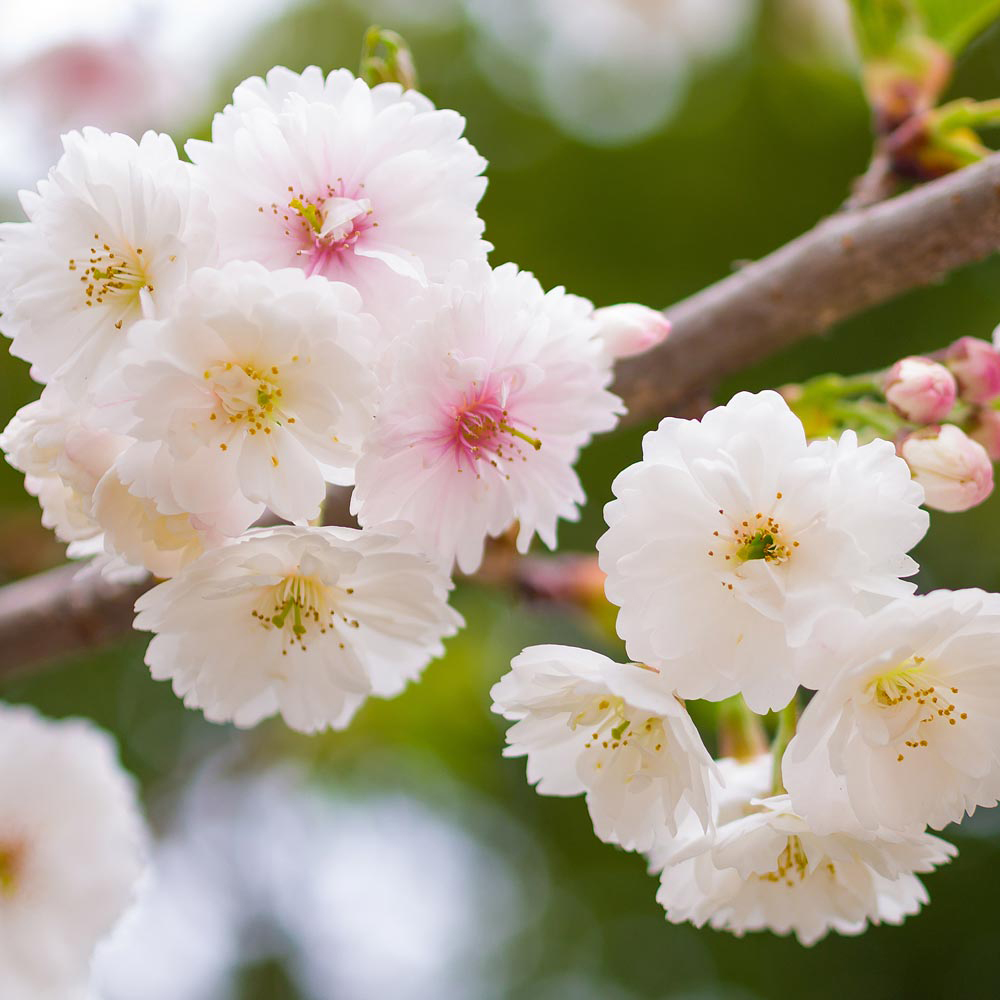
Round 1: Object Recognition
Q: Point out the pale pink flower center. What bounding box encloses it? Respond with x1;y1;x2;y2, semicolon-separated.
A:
265;182;375;276
434;383;541;474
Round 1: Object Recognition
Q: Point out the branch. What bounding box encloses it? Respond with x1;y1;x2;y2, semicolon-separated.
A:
5;154;1000;674
615;153;1000;426
0;563;147;679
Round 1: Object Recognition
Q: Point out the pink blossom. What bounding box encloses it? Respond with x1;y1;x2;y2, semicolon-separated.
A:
900;424;994;512
352;263;623;573
883;357;956;424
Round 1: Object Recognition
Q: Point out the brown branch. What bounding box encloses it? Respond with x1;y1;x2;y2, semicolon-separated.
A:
0;563;148;679
5;154;1000;675
615;152;1000;427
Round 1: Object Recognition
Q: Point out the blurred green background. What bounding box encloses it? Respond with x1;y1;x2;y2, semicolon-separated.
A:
3;1;1000;997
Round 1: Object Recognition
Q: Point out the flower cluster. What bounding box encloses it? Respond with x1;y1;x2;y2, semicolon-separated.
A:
493;390;1000;944
884;337;1000;512
0;65;664;734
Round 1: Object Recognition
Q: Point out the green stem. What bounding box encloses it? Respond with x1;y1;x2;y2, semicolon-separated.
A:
717;695;768;762
770;697;798;795
933;97;1000;133
359;25;418;90
829;400;904;438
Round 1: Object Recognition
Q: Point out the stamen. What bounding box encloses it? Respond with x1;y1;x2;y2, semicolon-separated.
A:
758;835;809;886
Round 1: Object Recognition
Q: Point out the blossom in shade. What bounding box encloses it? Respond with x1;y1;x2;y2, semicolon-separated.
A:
106;261;378;525
598;390;928;713
491;644;715;851
592;303;671;363
0;127;215;388
1;383;122;545
91;456;260;580
0;703;146;1000
352;263;623;573
648;752;779;874
134;525;463;733
947;336;1000;404
883;356;956;424
784;590;1000;833
1;385;253;578
900;424;994;512
654;793;955;946
187;67;488;322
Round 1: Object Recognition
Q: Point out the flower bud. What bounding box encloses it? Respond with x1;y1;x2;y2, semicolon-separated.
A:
945;337;1000;404
900;424;994;512
967;408;1000;461
593;304;671;362
883;356;956;423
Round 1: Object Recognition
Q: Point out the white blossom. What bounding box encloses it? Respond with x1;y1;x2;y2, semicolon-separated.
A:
0;703;146;1000
784;590;1000;834
1;383;121;544
187;67;488;323
1;385;252;578
0;127;215;388
134;525;463;733
352;263;623;573
105;261;378;525
655;793;954;946
492;644;715;851
598;390;929;712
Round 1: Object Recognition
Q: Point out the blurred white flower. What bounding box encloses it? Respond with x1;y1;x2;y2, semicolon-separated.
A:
0;0;307;203
784;590;1000;834
598;390;928;713
352;263;623;573
106;261;378;524
655;793;954;946
135;525;463;733
0;703;146;1000
492;644;715;850
0;128;216;389
93;763;530;1000
187;67;489;324
466;0;756;144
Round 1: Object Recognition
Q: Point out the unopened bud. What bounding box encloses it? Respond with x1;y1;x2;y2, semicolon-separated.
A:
883;356;956;423
593;304;671;363
900;424;994;512
945;337;1000;404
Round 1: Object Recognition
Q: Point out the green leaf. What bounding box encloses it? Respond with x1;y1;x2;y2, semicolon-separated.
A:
915;0;1000;52
849;0;1000;58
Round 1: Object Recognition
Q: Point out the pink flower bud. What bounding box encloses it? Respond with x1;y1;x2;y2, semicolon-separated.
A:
883;356;956;423
593;304;671;362
945;337;1000;404
968;408;1000;461
900;424;994;512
